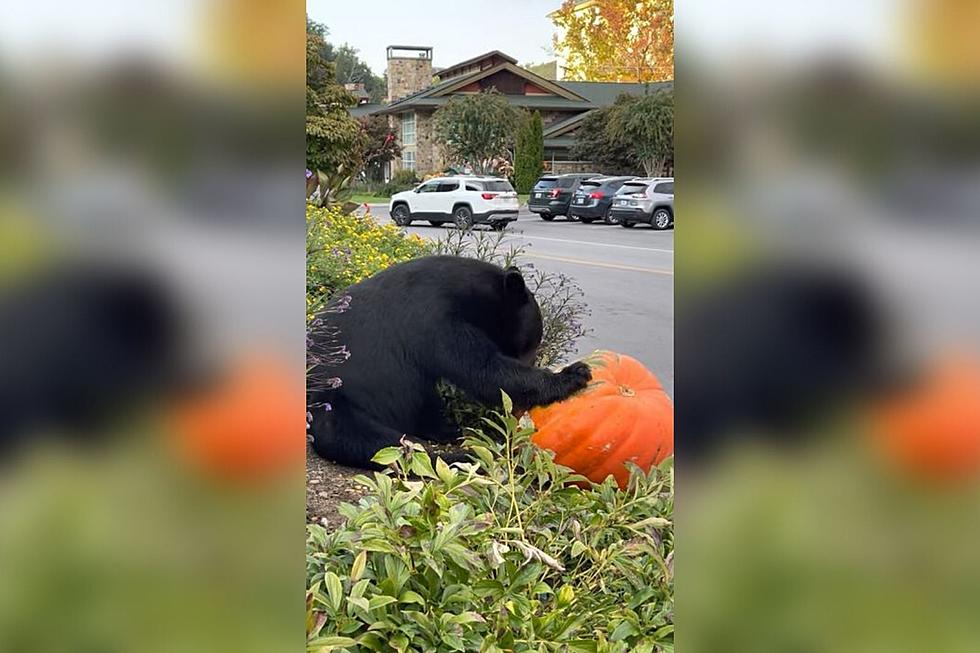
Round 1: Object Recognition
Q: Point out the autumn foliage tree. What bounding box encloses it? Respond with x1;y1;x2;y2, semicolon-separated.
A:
551;0;673;82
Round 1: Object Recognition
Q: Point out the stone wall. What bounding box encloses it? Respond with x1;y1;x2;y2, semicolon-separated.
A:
387;57;433;102
414;111;442;175
548;160;601;174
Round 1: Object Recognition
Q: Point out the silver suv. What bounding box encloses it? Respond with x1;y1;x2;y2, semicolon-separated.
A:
610;177;674;230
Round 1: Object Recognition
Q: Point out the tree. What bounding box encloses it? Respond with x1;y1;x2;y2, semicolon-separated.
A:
572;101;638;174
307;18;385;103
359;115;401;182
514;111;544;193
432;89;520;175
333;44;386;103
572;89;673;175
608;89;673;175
551;0;673;82
306;27;365;207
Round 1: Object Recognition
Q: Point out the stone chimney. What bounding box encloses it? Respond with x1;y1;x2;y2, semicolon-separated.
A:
386;45;433;103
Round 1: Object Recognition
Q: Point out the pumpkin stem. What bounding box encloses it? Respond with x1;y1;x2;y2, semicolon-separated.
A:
619;385;636;397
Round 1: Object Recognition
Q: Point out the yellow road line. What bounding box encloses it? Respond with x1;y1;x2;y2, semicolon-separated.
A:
524;253;674;275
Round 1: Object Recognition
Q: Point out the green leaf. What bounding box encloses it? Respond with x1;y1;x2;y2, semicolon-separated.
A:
371;447;402;466
347;596;370;613
368;595;398;611
435;455;455;486
500;390;514;415
411;451;436;479
399;590;425;605
350;579;370;601
350;550;367;582
324;572;343;612
307;635;357;652
570;541;588;558
609;620;640;642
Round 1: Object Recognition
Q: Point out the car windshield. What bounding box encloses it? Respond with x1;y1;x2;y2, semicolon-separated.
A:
534;178;558;189
618;182;648;196
483;180;515;192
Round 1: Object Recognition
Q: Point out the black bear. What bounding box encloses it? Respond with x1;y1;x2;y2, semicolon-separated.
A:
307;255;592;468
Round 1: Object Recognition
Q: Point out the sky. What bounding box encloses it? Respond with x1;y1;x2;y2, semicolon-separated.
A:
306;0;562;76
0;1;897;74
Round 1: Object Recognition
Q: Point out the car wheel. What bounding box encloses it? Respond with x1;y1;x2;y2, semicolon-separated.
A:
453;206;474;230
490;221;507;231
428;220;446;227
620;221;635;228
540;214;555;221
391;204;412;226
604;208;619;225
653;208;672;230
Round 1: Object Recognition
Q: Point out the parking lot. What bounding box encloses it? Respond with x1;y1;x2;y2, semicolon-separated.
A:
364;204;674;395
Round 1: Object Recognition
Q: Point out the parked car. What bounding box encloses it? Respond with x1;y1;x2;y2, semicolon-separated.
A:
568;176;638;224
528;173;600;221
610;178;674;229
389;176;519;230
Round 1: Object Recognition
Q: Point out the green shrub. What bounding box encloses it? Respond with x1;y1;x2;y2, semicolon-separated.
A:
391;169;420;186
514;111;544;194
306;395;674;652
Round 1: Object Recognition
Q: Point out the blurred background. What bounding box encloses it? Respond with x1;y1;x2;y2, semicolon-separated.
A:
3;0;980;650
676;0;980;651
0;1;305;650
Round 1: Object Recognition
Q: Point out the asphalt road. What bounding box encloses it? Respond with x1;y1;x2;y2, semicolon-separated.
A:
365;204;674;396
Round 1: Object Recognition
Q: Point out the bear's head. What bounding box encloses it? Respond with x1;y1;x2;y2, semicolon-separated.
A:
502;266;544;365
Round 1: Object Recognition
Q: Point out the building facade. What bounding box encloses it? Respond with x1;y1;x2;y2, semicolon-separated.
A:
350;47;672;179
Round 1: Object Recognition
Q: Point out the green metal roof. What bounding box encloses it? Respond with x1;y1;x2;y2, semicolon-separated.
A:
560;80;673;106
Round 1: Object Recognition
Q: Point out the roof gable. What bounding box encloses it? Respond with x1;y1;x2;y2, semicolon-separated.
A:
432;62;587;102
435;50;517;81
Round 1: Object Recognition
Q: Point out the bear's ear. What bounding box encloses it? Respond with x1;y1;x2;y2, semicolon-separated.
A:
504;267;526;296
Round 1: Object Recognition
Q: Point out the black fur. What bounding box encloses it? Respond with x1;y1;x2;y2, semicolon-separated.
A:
307;256;591;469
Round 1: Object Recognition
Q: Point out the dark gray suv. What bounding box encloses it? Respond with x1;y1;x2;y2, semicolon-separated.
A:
528;173;600;221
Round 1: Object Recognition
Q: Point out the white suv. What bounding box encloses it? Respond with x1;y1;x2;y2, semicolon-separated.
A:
389;176;519;230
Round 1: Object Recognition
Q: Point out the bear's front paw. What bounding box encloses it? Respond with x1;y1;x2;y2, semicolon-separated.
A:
559;361;592;394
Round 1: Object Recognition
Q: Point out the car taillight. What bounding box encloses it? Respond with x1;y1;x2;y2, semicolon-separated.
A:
481;193;497;200
589;191;604;199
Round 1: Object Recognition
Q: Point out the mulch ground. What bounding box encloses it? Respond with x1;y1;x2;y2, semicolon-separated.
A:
305;445;367;530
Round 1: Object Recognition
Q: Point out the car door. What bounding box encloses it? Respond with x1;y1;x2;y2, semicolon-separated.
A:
435;180;460;216
651;181;674;210
413;180;441;215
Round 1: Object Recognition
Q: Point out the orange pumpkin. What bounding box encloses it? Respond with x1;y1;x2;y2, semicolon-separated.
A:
171;354;305;482
871;353;980;482
529;350;673;488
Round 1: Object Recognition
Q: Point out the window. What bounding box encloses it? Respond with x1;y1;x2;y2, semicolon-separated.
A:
465;183;481;191
437;181;459;192
654;182;674;194
557;176;576;188
578;181;602;191
484;180;515;192
418;181;439;192
402;151;415;172
401;112;416;146
618;182;648;196
533;177;558;189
